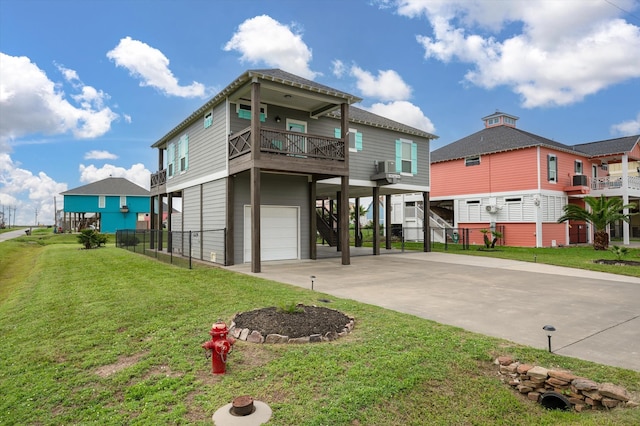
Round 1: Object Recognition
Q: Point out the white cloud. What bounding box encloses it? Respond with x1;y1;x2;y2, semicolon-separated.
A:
79;163;151;190
0;53;119;145
123;114;132;124
332;59;346;78
224;15;318;80
84;150;118;160
393;0;640;108
611;112;640;136
0;153;68;225
350;66;412;102
107;37;209;98
365;101;436;134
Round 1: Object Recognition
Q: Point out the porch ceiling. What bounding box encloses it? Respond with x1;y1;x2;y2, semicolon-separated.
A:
315;181;421;199
228;81;348;118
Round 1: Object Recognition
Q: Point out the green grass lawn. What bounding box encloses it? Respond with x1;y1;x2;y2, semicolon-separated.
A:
1;235;639;425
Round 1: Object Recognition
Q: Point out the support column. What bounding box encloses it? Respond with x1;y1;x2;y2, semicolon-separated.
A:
336;192;341;252
354;197;361;247
251;168;261;273
423;191;431;252
622;154;630;245
310;180;317;260
340;102;350;265
250;80;262;273
341;176;350;265
226;176;235;266
158;195;164;250
373;187;380;255
385;194;392;249
167;193;173;253
149;196;156;248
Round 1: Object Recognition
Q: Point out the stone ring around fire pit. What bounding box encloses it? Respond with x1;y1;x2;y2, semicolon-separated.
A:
229;305;355;344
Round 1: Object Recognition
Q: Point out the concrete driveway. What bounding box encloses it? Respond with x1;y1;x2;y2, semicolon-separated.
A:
227;250;640;371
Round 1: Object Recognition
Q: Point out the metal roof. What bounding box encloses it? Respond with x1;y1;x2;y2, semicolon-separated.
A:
61;177;150;196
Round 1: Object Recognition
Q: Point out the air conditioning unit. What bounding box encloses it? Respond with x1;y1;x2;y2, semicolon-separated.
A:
485;205;499;213
573;174;588;186
377;160;396;174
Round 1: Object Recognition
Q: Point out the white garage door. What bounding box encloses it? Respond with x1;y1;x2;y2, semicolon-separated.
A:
244;205;299;262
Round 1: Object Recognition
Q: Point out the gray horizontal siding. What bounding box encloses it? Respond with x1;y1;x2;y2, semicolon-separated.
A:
233;171;309;262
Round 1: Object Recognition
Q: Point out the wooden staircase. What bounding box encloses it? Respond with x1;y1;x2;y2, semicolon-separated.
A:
316;207;338;247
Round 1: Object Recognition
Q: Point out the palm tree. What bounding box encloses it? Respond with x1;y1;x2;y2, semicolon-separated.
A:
557;195;636;250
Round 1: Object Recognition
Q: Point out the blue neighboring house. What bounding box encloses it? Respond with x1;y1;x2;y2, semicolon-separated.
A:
60;177;150;233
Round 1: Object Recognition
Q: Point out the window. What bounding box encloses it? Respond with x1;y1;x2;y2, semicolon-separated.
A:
99;196;105;209
548;154;557;182
178;134;189;172
396;139;417;175
236;102;266;122
334;128;363;152
167;143;176;178
204;110;213;128
504;117;516;125
465;156;480;166
488;117;499;125
505;197;522;203
120;196;127;207
466;200;480;204
574;160;583;174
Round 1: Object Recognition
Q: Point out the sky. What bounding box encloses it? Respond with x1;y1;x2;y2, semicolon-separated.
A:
1;0;639;226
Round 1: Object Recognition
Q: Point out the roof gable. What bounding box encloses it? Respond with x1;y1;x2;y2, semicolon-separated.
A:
61;177;150;196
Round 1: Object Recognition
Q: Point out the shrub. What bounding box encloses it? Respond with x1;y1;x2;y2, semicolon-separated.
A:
77;229;107;249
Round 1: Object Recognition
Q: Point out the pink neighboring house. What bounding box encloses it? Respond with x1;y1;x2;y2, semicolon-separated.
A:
430;112;640;247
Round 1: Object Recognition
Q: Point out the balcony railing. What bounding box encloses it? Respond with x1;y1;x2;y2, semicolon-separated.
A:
591;176;640;191
150;169;166;189
229;126;345;161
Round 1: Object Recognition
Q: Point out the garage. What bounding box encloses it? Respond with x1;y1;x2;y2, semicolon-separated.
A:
243;205;299;262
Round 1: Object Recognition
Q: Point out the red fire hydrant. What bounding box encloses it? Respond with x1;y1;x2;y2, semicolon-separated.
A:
201;320;235;374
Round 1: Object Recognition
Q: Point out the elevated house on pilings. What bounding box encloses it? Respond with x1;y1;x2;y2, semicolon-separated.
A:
149;69;437;272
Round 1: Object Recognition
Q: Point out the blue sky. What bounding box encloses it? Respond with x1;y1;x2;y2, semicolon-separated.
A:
1;0;639;226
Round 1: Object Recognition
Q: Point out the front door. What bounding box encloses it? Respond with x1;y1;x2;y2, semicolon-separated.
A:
286;119;307;155
569;220;588;244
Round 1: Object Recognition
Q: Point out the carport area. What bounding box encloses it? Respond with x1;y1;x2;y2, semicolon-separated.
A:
227;250;640;371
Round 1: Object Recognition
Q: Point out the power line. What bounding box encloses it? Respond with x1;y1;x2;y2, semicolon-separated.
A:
603;0;640;23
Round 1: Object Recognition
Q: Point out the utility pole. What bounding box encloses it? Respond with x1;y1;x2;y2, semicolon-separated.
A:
35;208;38;226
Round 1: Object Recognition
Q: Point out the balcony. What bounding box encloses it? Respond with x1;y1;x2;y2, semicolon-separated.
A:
590;176;640;197
229;126;347;176
150;168;166;190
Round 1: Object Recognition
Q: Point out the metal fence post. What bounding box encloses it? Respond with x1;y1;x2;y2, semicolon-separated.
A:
189;230;192;269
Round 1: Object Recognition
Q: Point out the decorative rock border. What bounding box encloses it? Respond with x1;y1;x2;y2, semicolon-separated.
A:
229;317;355;344
496;356;639;412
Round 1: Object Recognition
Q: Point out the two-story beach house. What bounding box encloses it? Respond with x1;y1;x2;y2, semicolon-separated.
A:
149;69;437;272
429;112;640;247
